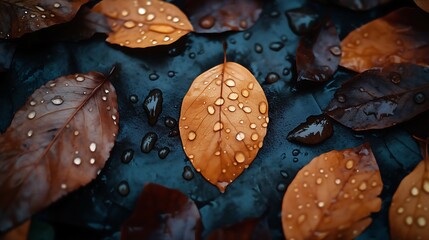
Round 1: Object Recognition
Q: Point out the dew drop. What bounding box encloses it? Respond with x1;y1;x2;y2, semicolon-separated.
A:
61;183;67;189
243;106;252;113
121;149;134;164
345;160;354;169
121;10;129;16
73;157;82;165
228;92;239;100
199;15;215;29
335;179;341;185
235;151;245;163
149;25;175;33
265;72;280;84
225;79;236;87
172;17;179;23
124;20;136;28
102;96;107;101
254;43;263;53
329;46;342;56
277;183;286;192
213;121;224;132
423;179;429;193
183;166;194;180
51;96;64;105
117;181;130;196
269;42;284;52
76;76;85;82
337;94;346;103
414;92;426;104
411;186;420;196
359;182;367;191
53;2;61;8
158;147;170;159
297;214;307;224
316;178;323;185
90;158;96;165
397;207;404;214
164;116;177;128
27;111;36;119
207;105;215;115
405;216;413;226
259;102;267;114
417;217;427;227
250;123;257;129
138;7;146;15
149;72;159;80
30;100;36;106
236;132;245;141
89;142;97;152
251;133;259;141
27;130;33;137
228;105;236;112
215;97;224;106
188;131;196;141
241;89;249;98
389;72;401;84
35;5;45;11
292;149;300;156
317;201;325;208
141;132;158;153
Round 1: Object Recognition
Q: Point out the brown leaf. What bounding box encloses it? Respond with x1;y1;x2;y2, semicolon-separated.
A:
296;19;341;84
121;183;202;240
389;143;429;240
179;46;269;192
415;0;429;13
0;220;30;240
315;0;391;11
326;63;429;131
0;71;119;232
287;114;333;145
0;0;88;39
185;0;263;33
206;218;272;240
93;0;193;48
285;7;320;35
282;144;383;240
340;7;429;73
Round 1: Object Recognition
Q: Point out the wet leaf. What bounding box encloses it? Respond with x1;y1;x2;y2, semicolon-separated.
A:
0;221;30;240
121;183;202;240
340;7;429;73
93;0;193;48
0;71;119;232
179;46;269;192
287;114;333;145
315;0;392;11
389;142;429;240
185;0;263;33
326;63;429;131
285;7;320;35
415;0;429;13
296;19;341;84
206;218;271;240
282;144;383;240
0;0;88;39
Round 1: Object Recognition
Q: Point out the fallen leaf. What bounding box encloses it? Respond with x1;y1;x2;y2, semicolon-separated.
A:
121;183;202;240
340;7;429;73
285;7;320;35
287;114;333;145
185;0;263;33
326;63;429;131
0;71;119;232
0;0;88;39
282;144;383;240
0;220;30;240
206;218;271;240
179;44;269;192
296;19;341;84
315;0;392;11
415;0;429;13
389;140;429;240
93;0;193;48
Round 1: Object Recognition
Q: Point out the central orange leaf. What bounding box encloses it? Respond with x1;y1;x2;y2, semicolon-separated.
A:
179;46;269;192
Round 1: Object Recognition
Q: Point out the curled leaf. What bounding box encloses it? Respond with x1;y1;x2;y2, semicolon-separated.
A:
121;183;202;240
282;144;383;239
179;48;269;192
0;71;119;232
340;7;429;73
315;0;391;11
389;143;429;240
287;114;333;145
296;19;341;83
326;63;429;131
93;0;193;48
0;0;88;39
185;0;263;33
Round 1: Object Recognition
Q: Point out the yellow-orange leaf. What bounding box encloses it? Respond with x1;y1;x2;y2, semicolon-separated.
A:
93;0;193;48
281;144;383;239
179;56;269;192
389;151;429;240
340;8;429;72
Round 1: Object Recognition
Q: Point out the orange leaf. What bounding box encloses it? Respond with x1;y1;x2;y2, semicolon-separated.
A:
415;0;429;13
93;0;193;48
281;144;383;239
0;0;88;39
340;7;429;72
179;45;269;192
389;144;429;240
0;71;119;232
0;220;30;240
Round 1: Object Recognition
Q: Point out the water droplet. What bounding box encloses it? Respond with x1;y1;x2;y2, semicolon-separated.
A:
225;79;236;87
149;25;175;33
241;89;249;98
141;132;158;153
423;179;429;193
251;133;259;141
167;71;175;77
76;76;84;82
89;142;97;152
317;201;325;208
337;94;346;103
143;89;163;126
297;214;306;224
129;94;138;103
359;182;367;191
102;96;107;101
228;92;239;100
236;132;245;141
235;152;245;163
316;178;323;185
389;72;401;84
213;121;224;132
182;166;194;180
188;131;196;141
243;32;252;40
169;128;179;137
345;160;354;170
138;7;146;15
215;97;224;106
27;111;36;119
147;13;155;21
250;123;257;129
172;17;180;23
207;105;216;115
158;147;170;159
148;72;159;81
51;96;64;105
27;130;33;137
35;5;45;11
53;2;61;8
277;183;286;192
254;43;263;53
414;92;426;104
73;157;81;165
199;15;215;29
121;149;134;163
405;216;413;226
117;181;130;196
265;72;280;84
259;102;267;114
90;158;96;165
243;106;252;113
30;14;36;18
124;20;136;28
269;42;284;51
292;149;300;156
30;100;36;106
329;46;342;56
164;116;177;129
411;186;419;196
163;36;171;42
189;52;196;59
121;10;129;16
397;207;404;214
417;217;427;227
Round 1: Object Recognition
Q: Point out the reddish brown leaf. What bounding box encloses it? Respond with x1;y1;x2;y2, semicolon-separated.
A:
206;218;271;240
389;141;429;240
121;183;202;240
0;220;30;240
0;0;88;39
185;0;263;33
282;144;383;240
0;71;119;232
287;114;333;145
296;19;341;83
340;7;429;73
93;0;193;48
326;63;429;131
285;7;320;35
179;46;269;192
415;0;429;13
315;0;391;11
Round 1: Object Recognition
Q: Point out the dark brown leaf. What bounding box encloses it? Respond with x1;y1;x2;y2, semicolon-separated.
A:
282;144;383;239
285;7;320;35
296;19;341;84
315;0;392;11
206;218;271;240
326;63;429;131
185;0;263;33
121;183;202;240
0;0;88;39
287;114;333;145
0;71;119;232
340;8;429;73
0;220;30;240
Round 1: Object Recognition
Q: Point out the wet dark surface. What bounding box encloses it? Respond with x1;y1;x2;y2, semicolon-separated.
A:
0;0;423;239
